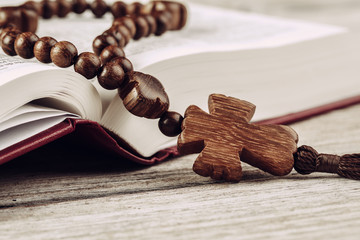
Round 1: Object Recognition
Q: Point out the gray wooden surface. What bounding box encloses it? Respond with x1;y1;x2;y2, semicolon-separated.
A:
1;1;360;239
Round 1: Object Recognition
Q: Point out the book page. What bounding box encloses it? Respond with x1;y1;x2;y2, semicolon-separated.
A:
128;3;346;69
0;104;79;151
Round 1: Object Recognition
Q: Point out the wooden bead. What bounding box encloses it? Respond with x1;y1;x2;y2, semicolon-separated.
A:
153;1;187;30
113;16;136;38
90;0;108;18
14;32;39;59
111;1;127;18
0;7;22;31
153;10;172;36
42;0;58;19
20;8;39;33
143;14;157;36
126;2;142;15
72;0;88;14
115;25;131;45
34;36;57;63
97;61;125;90
110;57;133;73
133;16;149;40
57;0;73;18
92;34;117;56
0;26;18;44
119;71;169;119
158;111;183;137
1;30;21;56
74;52;101;79
103;27;126;48
99;45;125;65
22;1;43;16
50;41;78;68
0;7;38;33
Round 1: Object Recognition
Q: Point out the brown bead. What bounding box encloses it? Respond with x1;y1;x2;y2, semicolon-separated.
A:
14;32;39;59
57;0;73;18
0;7;22;30
158;111;183;137
133;16;149;40
74;52;101;79
126;2;143;15
72;0;88;14
97;61;125;90
153;10;172;36
119;71;169;119
113;16;136;38
0;7;38;33
22;1;43;16
111;57;133;73
42;0;58;19
33;36;57;63
72;0;87;14
0;27;18;45
143;14;157;36
92;34;117;56
115;25;131;45
1;30;21;56
103;27;126;48
90;0;108;18
153;1;187;30
99;45;125;65
20;8;39;33
50;41;78;68
111;1;127;18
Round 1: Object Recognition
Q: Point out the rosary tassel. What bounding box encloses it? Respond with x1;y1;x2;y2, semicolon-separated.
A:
294;145;360;180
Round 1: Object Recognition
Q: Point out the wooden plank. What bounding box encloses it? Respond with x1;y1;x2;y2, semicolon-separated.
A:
0;104;360;239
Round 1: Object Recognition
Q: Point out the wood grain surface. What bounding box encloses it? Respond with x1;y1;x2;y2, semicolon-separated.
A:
1;1;360;239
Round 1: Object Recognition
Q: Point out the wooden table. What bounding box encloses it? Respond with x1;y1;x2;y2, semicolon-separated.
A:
1;1;360;239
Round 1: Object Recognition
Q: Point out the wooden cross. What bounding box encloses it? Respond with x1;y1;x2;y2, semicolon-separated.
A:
177;94;298;182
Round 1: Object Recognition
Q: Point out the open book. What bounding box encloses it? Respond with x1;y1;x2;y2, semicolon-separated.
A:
1;3;360;165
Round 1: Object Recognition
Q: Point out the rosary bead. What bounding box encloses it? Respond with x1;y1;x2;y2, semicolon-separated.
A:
0;7;22;31
50;41;78;68
103;27;126;48
97;61;125;90
111;1;127;18
57;0;73;18
0;26;17;45
14;32;39;59
133;16;149;40
90;0;108;18
74;52;101;79
21;1;43;16
115;25;131;45
33;36;57;63
99;45;125;65
113;16;136;38
153;10;172;36
143;15;157;36
158;111;183;137
42;0;58;19
20;8;39;33
111;57;133;73
92;34;117;56
126;2;143;16
1;30;21;56
154;1;187;30
119;71;169;119
72;0;88;14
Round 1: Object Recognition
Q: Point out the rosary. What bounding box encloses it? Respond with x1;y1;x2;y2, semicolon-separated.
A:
0;0;359;182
